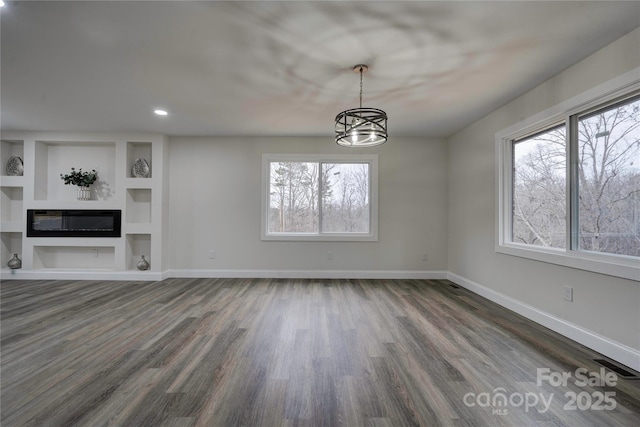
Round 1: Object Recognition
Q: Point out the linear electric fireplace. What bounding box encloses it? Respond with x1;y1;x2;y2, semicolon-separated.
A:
27;210;121;237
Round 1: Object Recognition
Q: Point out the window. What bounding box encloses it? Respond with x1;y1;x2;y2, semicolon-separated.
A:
512;125;567;249
497;82;640;281
576;98;640;257
262;154;378;241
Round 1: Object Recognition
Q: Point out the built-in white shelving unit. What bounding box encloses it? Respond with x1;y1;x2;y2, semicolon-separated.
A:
1;132;168;281
1;139;26;270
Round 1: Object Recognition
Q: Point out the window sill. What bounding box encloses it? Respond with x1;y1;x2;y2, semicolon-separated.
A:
495;243;639;281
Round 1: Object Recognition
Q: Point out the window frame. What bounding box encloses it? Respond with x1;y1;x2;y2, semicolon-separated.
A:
496;71;640;281
261;153;378;241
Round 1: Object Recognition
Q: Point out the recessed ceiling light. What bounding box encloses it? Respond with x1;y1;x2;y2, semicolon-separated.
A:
0;1;5;8
154;109;168;116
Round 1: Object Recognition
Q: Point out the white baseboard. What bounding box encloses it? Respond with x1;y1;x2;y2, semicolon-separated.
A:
1;268;447;281
447;272;640;373
167;269;449;280
1;268;165;282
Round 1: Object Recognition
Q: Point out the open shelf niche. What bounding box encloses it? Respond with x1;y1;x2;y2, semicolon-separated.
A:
1;186;23;226
126;188;152;224
1;232;23;268
127;141;152;178
126;234;152;271
1;139;25;177
33;245;116;270
34;140;117;202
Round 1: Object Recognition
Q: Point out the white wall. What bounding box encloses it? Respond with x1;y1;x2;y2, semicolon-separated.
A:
168;136;448;276
447;29;640;366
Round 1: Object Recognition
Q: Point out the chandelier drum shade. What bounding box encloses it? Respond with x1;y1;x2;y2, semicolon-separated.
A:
335;65;388;147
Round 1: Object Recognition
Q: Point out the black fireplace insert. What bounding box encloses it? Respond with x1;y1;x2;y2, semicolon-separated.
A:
27;210;121;237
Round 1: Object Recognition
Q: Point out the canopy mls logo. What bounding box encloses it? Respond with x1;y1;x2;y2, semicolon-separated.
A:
462;387;553;415
463;367;618;416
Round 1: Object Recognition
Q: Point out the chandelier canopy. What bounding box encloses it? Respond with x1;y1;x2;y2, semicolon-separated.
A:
335;65;388;147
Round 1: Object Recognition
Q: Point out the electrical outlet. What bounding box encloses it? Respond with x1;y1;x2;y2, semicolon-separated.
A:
327;251;334;261
421;253;428;262
209;250;216;259
564;286;573;302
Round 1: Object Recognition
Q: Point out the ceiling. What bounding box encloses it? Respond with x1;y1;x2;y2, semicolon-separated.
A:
2;1;639;138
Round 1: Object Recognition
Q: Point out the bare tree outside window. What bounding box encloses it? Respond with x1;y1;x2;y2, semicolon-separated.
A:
577;97;640;257
512;126;567;248
268;161;370;235
269;162;318;233
322;163;370;233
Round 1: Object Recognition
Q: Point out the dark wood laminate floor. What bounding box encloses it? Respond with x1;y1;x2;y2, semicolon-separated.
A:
1;278;639;427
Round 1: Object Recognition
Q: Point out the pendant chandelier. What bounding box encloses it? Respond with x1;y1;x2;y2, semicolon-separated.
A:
335;64;388;147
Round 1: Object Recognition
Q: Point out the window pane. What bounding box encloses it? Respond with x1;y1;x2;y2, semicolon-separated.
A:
512;126;566;248
577;96;640;256
268;162;318;233
321;163;370;233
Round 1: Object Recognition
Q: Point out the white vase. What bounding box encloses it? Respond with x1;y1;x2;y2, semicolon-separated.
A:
76;186;90;200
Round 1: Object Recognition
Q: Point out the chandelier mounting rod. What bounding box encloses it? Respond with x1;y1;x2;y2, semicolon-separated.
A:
353;64;368;109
